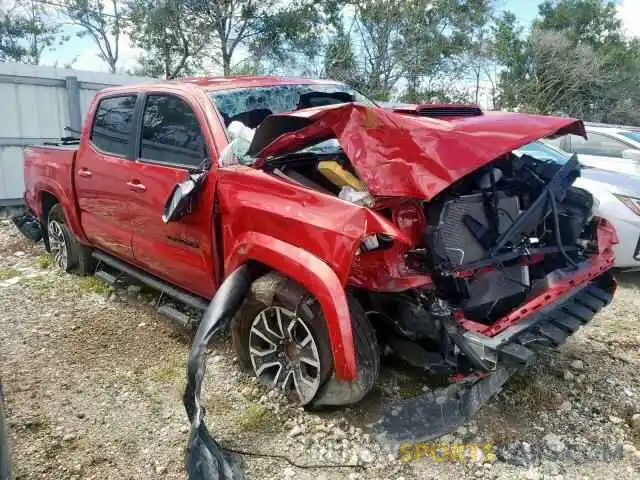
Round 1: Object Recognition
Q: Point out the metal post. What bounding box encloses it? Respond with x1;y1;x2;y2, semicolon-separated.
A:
65;76;82;133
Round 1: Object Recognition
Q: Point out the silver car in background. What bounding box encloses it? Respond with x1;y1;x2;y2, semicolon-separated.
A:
516;141;640;269
547;124;640;176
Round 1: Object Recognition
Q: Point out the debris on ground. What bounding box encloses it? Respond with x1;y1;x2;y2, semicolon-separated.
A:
1;220;639;479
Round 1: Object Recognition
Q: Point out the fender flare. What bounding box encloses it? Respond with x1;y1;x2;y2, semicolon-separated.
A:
36;181;88;244
225;232;357;381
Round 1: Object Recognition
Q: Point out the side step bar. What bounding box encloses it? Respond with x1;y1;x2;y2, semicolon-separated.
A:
92;251;209;312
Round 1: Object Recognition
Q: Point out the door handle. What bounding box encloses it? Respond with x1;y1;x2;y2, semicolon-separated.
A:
126;180;147;192
77;168;92;178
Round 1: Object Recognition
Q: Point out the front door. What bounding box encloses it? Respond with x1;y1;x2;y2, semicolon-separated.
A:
75;94;138;260
128;93;217;298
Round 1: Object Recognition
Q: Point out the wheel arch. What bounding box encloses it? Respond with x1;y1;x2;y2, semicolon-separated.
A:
225;232;357;381
36;183;88;245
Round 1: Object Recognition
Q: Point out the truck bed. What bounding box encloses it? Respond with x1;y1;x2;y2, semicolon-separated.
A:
23;145;78;219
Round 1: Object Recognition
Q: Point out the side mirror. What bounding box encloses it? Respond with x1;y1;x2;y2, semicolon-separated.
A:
162;172;206;223
621;149;640;161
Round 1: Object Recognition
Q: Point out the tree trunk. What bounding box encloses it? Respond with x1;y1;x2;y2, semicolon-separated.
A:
222;50;231;76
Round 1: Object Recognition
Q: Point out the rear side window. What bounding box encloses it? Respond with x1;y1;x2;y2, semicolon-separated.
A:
570;132;629;158
90;95;137;156
140;94;205;167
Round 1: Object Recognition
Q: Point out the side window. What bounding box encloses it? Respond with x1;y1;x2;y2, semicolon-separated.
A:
90;95;137;156
570;132;629;158
140;94;205;167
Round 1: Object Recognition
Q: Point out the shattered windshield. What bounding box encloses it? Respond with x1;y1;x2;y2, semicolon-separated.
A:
208;83;374;122
209;84;373;165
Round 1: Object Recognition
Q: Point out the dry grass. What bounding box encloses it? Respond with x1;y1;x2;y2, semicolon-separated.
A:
238;403;279;433
0;267;20;280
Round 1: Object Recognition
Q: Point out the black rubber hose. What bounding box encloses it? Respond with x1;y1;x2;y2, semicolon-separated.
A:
549;191;579;270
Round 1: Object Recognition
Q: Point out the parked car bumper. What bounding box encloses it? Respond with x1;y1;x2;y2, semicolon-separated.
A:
611;216;640;268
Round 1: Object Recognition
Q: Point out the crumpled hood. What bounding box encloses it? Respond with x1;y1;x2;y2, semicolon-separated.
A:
249;103;585;200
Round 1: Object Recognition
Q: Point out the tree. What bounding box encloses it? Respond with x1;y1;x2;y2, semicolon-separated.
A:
324;23;360;86
62;0;124;73
0;0;59;64
536;0;622;48
343;0;494;102
184;0;323;76
494;0;640;124
127;0;210;79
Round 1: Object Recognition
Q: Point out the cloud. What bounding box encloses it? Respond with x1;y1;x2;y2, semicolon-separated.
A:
618;0;640;38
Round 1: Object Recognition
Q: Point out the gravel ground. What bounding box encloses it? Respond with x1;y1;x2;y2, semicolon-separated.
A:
1;219;639;480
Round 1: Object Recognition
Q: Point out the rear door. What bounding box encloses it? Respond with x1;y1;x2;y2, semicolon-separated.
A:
75;94;138;260
128;92;218;298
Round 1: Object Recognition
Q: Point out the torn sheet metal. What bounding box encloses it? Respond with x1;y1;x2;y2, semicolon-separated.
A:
249;103;586;200
184;265;251;480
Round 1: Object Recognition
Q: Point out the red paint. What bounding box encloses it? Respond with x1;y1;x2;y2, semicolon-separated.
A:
21;76;612;383
252;103;585;200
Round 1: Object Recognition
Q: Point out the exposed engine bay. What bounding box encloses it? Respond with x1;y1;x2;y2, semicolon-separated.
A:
422;152;594;322
257;141;605;375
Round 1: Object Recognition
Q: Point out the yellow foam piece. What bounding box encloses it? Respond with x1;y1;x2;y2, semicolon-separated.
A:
317;160;365;191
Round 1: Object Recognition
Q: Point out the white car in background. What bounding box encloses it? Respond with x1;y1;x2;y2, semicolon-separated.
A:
517;141;640;269
547;124;640;176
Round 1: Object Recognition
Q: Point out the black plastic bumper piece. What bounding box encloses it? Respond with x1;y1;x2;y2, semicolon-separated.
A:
374;272;615;444
504;273;615;358
11;213;42;243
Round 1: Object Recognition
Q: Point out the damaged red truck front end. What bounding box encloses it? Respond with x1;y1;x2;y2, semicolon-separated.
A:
219;102;615;396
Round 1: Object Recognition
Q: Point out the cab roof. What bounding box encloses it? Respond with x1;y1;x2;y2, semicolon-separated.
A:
178;75;343;92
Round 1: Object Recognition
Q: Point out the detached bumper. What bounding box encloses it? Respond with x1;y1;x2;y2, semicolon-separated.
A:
375;271;616;443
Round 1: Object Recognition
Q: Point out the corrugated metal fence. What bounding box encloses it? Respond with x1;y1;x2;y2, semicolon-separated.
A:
0;62;150;206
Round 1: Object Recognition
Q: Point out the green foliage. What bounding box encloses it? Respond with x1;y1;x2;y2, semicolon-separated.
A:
78;276;110;295
37;254;52;269
238;403;279;432
126;0;209;79
62;0;124;73
0;267;20;281
495;0;640;124
0;0;59;64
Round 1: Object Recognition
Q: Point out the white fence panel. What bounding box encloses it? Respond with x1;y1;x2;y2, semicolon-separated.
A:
0;62;151;206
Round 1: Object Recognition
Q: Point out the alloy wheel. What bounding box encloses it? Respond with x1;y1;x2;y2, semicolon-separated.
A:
48;220;68;271
248;306;322;405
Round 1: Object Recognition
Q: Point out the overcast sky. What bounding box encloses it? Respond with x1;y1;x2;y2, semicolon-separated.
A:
38;0;640;74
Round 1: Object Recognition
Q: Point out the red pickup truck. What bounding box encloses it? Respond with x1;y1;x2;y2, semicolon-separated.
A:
14;76;617;410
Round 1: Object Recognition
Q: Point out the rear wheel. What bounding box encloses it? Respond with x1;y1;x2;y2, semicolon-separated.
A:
46;204;94;275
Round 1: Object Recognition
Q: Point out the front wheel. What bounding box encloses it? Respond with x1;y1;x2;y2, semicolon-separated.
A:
231;272;380;407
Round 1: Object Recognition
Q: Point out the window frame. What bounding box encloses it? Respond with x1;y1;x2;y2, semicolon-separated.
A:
89;93;140;159
134;91;210;170
570;131;634;158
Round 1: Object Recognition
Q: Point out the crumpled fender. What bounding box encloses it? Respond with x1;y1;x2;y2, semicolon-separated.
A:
225;232;357;380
